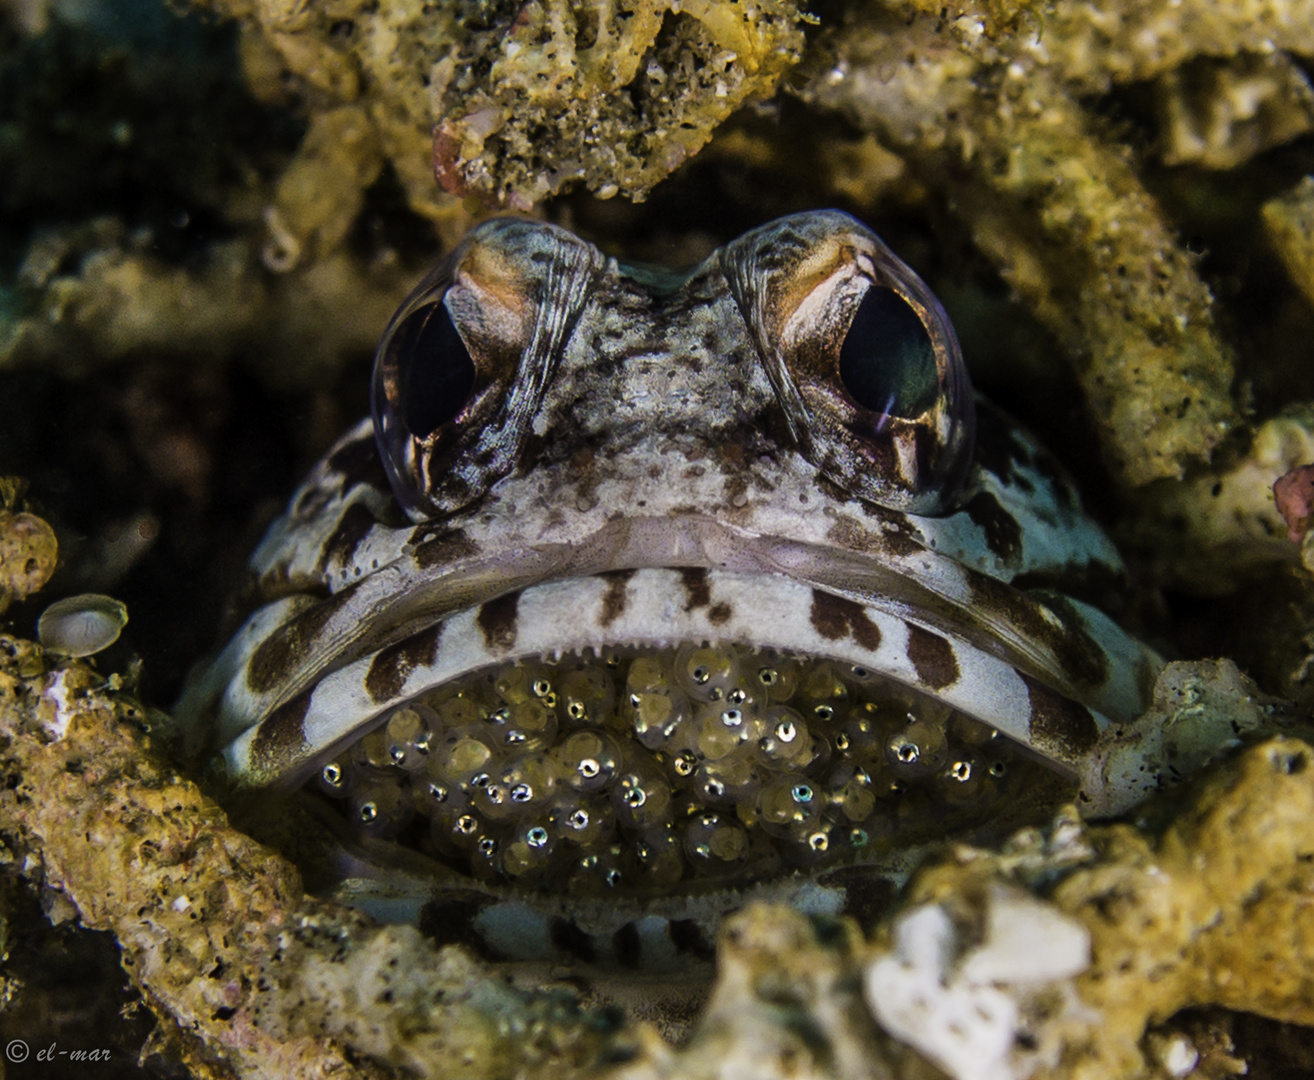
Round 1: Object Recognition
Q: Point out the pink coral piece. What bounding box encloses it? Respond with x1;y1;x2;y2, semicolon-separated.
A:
1274;464;1314;542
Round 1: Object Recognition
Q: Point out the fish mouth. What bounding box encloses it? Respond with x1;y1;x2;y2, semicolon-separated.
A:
231;568;1075;899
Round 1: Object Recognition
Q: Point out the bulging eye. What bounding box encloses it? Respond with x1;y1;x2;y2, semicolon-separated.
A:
371;218;604;520
372;266;500;519
721;211;975;517
837;286;939;420
385;300;476;438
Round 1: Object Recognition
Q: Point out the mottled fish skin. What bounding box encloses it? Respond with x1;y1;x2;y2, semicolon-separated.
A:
177;211;1161;969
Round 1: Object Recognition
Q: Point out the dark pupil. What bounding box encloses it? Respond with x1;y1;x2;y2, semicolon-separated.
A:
390;300;476;437
837;286;938;418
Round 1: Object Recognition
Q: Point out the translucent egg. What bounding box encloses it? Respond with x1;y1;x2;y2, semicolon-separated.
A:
628;687;691;750
691;700;759;760
383;704;437;770
315;759;351;798
832;713;883;762
549;790;615;847
412;770;469;818
797;662;849;710
753;656;800;702
682;811;750;869
798;741;831;783
626;654;673;696
486;699;558;750
428;693;485;734
495;663;555;705
348;775;414;839
500;819;558;884
552;729;622;793
826;763;878;822
664;749;700;783
757;773;823;835
428;732;496;788
351;729;397;771
779;818;839;869
674;643;741;701
611;762;672;831
498;752;557;811
557;665;617;726
430;804;496;857
886;717;949;779
934;756;995;806
468;832;503;882
567;845;626;895
693;757;760;806
754;705;812;769
632;826;685;887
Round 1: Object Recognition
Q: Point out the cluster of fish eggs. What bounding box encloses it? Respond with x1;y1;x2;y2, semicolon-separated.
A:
312;644;1040;894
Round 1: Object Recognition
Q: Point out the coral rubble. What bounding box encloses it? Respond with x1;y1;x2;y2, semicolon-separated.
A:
1264;175;1314;309
191;0;806;215
5;222;411;387
1156;53;1314;170
1123;408;1314;591
427;0;806;208
0;487;56;616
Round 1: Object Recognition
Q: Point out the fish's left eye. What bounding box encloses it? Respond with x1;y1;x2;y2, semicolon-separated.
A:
722;211;975;516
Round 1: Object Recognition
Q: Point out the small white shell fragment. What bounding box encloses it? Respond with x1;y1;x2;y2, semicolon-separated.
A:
38;593;129;657
866;904;1018;1080
958;884;1091;985
864;885;1093;1080
1157;1034;1200;1078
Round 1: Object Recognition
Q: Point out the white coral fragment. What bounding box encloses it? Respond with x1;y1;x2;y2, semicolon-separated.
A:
864;884;1092;1080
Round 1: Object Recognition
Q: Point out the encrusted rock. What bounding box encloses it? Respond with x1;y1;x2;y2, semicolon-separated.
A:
0;508;57;617
1124;408;1314;592
1264;175;1314;309
0;636;617;1079
428;0;806;208
1156;53;1314;169
193;0;806;216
